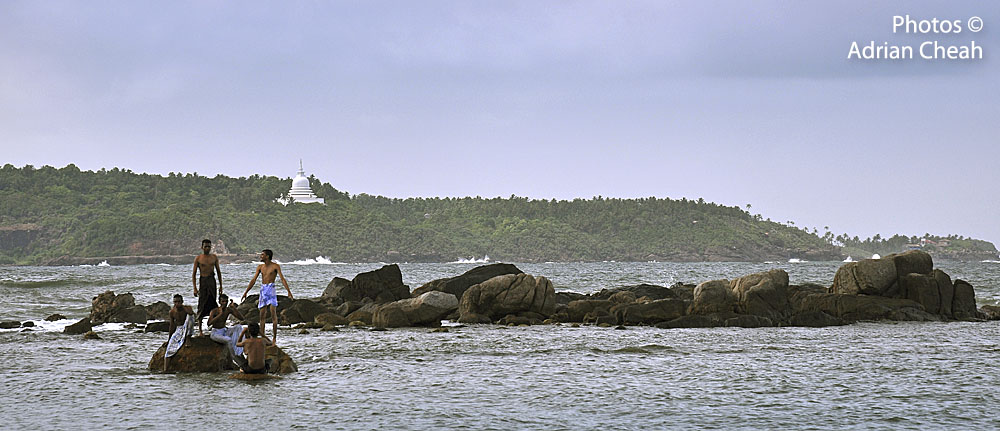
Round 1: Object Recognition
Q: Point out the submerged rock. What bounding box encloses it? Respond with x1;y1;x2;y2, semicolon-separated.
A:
45;314;66;321
64;318;92;335
144;321;170;333
0;321;20;329
83;330;101;340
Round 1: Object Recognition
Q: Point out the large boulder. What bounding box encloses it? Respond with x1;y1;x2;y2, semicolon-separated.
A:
591;284;677;301
458;273;556;323
611;299;687;325
321;277;352;299
324;264;410;304
933;270;954;318
830;258;898;296
279;299;329;324
899;274;941;315
730;269;790;320
411;263;523;298
890;250;934;278
91;291;148;324
148;337;236;373
688;280;736;315
148;337;297;374
952;279;978;320
145;301;171;321
372;291;459;328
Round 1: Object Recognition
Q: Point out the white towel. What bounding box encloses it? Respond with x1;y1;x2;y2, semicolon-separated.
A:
165;315;194;358
210;324;244;358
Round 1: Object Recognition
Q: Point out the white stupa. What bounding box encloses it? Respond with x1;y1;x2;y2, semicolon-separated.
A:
278;160;325;205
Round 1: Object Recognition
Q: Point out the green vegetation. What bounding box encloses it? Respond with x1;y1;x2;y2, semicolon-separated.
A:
0;164;992;264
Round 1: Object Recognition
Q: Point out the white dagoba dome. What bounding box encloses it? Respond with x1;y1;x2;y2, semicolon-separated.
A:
278;160;325;205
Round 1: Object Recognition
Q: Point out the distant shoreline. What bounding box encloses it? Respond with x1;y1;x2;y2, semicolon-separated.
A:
18;254;998;267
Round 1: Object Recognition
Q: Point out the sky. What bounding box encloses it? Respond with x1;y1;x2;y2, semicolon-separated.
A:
2;1;998;246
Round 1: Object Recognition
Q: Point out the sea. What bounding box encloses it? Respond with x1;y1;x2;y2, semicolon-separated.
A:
3;259;1000;430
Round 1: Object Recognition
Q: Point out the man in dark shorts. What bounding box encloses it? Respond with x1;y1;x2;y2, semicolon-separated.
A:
235;322;273;374
193;239;222;337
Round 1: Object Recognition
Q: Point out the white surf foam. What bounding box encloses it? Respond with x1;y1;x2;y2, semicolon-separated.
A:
284;256;344;265
449;255;491;264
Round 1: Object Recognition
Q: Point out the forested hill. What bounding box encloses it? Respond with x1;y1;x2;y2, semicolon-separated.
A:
0;164;988;265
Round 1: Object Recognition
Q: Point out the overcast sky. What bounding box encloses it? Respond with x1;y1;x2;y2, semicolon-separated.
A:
2;1;998;246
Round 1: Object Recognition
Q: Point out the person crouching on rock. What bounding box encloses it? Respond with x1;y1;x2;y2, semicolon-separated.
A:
236;322;273;374
164;294;195;372
207;293;245;365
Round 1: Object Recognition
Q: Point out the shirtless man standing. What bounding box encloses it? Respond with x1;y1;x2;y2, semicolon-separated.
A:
193;239;222;337
241;249;293;344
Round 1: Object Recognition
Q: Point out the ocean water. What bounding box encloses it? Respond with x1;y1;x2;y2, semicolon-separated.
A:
2;260;1000;430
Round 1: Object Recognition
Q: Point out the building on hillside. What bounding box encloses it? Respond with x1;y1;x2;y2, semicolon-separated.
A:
277;160;325;205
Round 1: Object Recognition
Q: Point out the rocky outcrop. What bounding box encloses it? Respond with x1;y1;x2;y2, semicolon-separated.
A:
458;273;556;323
372;291;459;328
411;263;523;299
315;313;349;326
565;300;613;322
90;291;148;324
323;264;410;305
611;299;687;325
148;337;297;374
591;284;677;301
795;293;937;322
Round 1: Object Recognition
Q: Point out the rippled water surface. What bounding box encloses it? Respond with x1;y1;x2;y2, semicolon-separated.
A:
3;261;1000;429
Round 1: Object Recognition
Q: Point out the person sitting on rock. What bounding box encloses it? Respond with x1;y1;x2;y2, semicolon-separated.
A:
236;322;273;374
164;294;195;372
207;293;245;365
